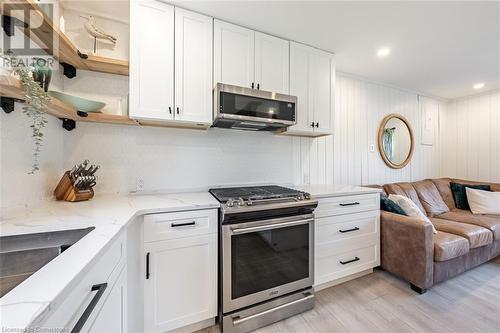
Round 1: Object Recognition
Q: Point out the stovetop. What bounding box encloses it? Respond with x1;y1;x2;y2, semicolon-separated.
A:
209;185;308;203
210;185;317;221
206;185;310;207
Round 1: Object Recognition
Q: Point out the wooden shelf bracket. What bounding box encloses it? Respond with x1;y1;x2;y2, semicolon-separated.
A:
1;14;27;37
60;62;77;78
1;96;16;113
61;118;76;131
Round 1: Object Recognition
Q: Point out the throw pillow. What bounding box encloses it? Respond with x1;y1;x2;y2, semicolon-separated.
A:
388;194;437;234
466;187;500;215
450;182;491;210
380;193;407;216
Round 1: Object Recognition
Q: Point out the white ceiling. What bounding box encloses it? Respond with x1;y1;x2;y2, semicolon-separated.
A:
171;0;500;100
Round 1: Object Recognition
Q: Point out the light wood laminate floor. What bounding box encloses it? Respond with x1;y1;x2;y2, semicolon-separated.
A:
199;257;500;333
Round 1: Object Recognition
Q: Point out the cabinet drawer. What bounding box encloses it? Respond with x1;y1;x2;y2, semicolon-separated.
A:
315;244;379;286
42;232;126;329
315;193;380;218
144;209;217;242
316;211;379;245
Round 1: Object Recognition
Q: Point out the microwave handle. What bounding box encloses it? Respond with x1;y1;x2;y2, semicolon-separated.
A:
231;218;313;235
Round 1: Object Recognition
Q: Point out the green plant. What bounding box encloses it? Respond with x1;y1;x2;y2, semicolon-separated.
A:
1;51;49;174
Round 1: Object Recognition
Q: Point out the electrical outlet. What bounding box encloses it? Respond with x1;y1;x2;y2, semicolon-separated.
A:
303;173;310;185
136;178;145;192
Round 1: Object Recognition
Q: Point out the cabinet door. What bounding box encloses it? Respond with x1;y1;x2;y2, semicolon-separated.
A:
174;8;213;124
87;266;127;333
214;20;255;88
310;49;335;134
144;235;217;333
254;32;289;94
288;42;314;133
130;0;174;121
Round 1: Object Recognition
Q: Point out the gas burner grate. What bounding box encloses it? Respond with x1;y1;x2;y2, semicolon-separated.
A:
209;185;304;203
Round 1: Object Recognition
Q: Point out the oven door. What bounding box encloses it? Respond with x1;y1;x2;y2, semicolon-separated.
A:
222;214;314;313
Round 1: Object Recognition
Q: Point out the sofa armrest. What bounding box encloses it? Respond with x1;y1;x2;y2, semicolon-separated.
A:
380;211;435;289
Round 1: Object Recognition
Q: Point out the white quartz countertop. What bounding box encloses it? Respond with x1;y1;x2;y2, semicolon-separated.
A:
0;184;379;329
294;184;381;198
0;192;219;329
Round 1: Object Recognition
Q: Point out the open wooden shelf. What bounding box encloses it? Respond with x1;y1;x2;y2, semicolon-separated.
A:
0;74;139;126
1;0;129;76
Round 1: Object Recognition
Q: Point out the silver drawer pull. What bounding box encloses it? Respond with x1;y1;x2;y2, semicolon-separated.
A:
231;219;313;235
171;221;196;228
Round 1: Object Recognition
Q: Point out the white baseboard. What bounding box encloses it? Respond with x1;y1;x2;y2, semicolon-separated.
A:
314;268;373;292
167;317;215;333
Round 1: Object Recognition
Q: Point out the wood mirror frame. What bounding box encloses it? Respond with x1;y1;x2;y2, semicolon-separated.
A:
378;114;415;169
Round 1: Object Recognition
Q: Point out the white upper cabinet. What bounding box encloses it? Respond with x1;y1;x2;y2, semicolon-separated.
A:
285;41;335;137
254;32;290;94
130;1;213;125
289;42;313;132
310;48;335;134
174;8;213;123
214;20;255;88
130;1;174;121
214;21;290;93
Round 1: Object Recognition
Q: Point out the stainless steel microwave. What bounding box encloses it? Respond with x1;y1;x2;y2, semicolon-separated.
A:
212;83;297;132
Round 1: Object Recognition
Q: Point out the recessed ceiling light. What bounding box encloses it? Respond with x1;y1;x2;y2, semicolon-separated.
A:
473;83;485;89
377;47;391;57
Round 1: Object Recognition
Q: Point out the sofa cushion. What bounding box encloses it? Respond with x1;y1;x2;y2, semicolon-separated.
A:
437;210;500;240
452;178;500;192
430;218;493;248
380;193;407;215
383;182;426;214
412;180;450;217
434;231;470;262
450;182;491;210
389;194;437;233
466;187;500;215
431;178;456;210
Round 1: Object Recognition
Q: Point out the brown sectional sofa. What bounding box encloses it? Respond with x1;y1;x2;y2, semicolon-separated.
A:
379;178;500;294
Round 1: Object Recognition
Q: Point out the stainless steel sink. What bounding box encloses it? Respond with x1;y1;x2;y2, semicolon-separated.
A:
0;227;95;297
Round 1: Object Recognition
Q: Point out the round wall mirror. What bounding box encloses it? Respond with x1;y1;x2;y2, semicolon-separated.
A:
378;114;414;169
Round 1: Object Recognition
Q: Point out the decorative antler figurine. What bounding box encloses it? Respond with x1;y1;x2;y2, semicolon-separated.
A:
80;15;117;53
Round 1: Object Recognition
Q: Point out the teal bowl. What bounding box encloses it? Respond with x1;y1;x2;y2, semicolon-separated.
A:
48;91;106;113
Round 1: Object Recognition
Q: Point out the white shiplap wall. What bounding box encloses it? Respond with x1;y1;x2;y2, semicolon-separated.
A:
440;89;500;182
1;71;445;214
293;73;444;186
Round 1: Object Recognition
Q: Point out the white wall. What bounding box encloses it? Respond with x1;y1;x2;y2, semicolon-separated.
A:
62;123;294;194
292;73;443;186
1;72;444;214
440;89;500;182
0;109;65;214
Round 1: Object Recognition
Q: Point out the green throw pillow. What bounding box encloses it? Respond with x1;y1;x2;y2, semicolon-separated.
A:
380;193;407;216
450;182;491;210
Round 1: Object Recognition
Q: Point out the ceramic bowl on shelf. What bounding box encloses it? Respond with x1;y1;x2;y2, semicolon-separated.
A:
48;91;106;113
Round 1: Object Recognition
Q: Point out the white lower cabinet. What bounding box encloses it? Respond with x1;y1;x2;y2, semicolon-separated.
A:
314;194;380;289
86;265;128;332
40;233;127;332
143;210;217;333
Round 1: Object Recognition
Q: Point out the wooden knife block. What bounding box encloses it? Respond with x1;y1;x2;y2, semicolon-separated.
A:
54;171;94;202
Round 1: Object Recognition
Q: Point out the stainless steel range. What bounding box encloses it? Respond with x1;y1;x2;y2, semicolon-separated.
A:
209;185;318;333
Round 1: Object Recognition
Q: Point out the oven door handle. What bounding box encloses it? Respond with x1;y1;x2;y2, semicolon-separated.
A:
230;218;313;235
